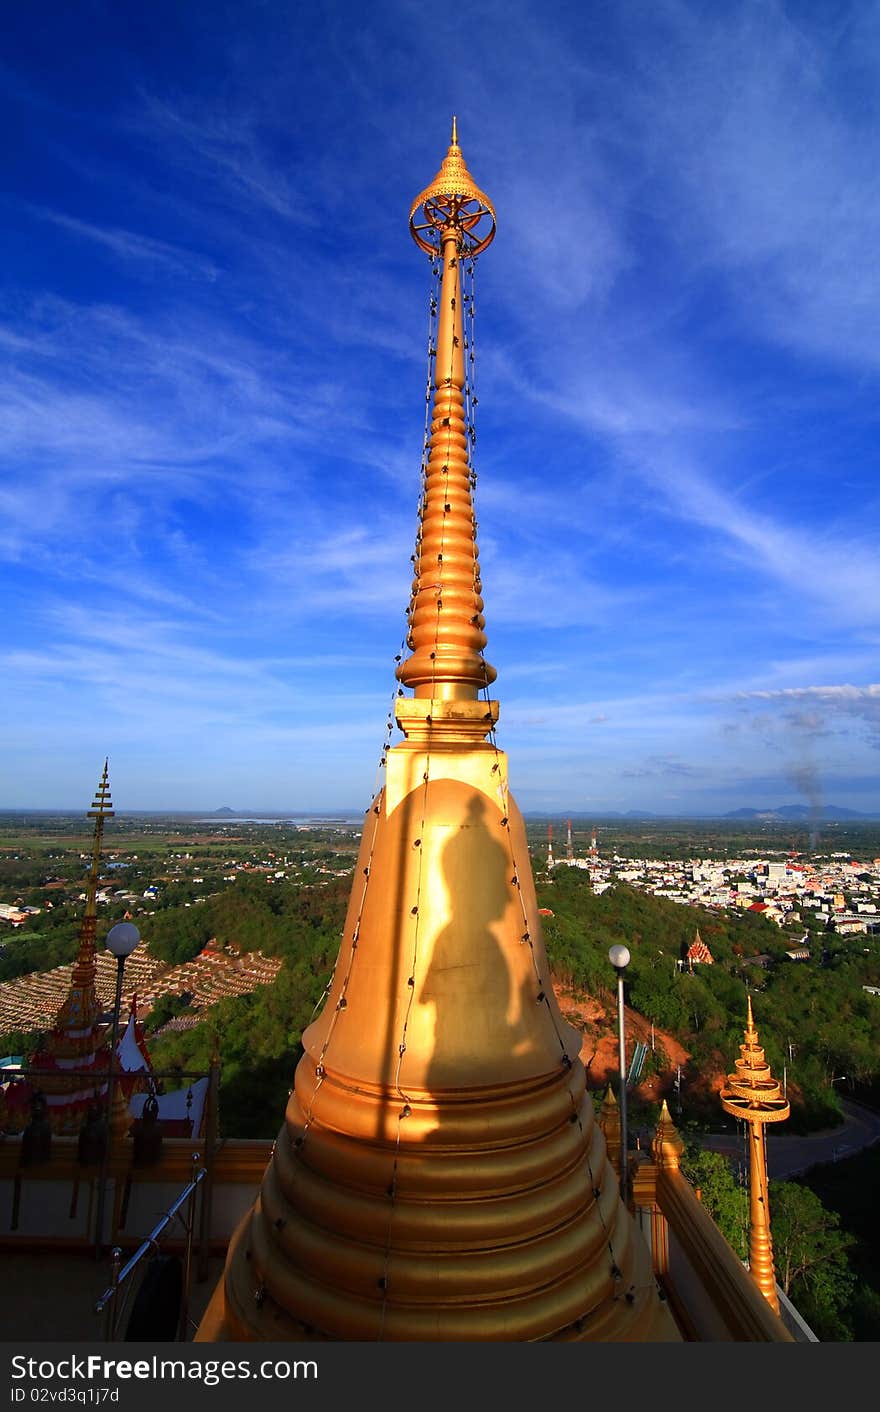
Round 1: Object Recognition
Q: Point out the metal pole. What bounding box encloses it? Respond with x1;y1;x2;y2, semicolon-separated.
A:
197;1049;220;1281
179;1153;200;1341
617;971;628;1203
103;1246;122;1342
94;955;125;1254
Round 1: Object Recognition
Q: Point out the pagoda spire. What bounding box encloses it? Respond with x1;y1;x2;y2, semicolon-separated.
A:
720;997;789;1312
197;127;678;1345
398;119;496;701
53;760;113;1040
29;763;115;1133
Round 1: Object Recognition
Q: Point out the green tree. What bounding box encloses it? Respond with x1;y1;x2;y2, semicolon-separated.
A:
680;1143;748;1260
770;1180;856;1340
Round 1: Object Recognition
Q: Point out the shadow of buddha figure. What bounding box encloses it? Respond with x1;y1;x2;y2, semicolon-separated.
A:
419;792;537;1090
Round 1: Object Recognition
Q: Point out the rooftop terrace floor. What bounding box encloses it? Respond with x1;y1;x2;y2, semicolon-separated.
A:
0;1250;226;1342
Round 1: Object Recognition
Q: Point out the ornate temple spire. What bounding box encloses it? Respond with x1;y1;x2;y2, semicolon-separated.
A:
26;763;115;1133
52;761;113;1048
197;127;678;1345
720;997;789;1312
398;120;496;700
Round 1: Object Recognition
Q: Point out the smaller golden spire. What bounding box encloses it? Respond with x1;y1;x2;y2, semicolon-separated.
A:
451;114;458;146
597;1085;621;1177
652;1100;684;1169
721;1000;788;1313
87;760;114;820
53;761;114;1039
37;762;116;1132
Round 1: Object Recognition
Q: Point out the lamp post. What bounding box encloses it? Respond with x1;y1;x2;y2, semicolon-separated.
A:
608;944;631;1202
94;921;140;1254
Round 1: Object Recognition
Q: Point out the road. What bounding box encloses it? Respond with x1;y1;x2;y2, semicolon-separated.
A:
701;1098;880;1179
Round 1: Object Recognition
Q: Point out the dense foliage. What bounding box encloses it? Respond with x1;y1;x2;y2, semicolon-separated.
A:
769;1180;855;1340
535;868;880;1131
799;1147;880;1341
4;817;879;1336
680;1142;748;1259
148;874;347;1135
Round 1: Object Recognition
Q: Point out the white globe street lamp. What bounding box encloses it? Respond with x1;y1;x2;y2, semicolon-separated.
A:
105;921;141;958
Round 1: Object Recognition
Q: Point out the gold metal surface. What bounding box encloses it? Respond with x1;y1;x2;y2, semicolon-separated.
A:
598;1086;621;1178
200;127;679;1344
398;127;496;699
652;1099;685;1170
720;998;789;1312
409;118;496;256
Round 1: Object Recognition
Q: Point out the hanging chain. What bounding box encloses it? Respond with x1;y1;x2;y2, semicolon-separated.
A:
464;254;634;1308
378;249;452;1337
281;248;637;1336
296;258;443;1173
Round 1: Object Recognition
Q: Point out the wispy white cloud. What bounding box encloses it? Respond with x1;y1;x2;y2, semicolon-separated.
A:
16;202;219;281
1;1;878;811
131;93;321;226
734;685;880;703
620;0;880;370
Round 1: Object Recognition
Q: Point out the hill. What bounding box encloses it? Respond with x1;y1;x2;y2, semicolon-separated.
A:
533;867;880;1132
724;805;873;820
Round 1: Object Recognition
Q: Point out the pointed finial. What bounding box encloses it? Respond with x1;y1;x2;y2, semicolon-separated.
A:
598;1085;622;1176
746;993;755;1030
409;124;495;256
652;1100;684;1169
88;759;114;819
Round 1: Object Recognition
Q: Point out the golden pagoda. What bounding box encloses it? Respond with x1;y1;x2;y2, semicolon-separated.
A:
720;997;789;1312
197;122;678;1343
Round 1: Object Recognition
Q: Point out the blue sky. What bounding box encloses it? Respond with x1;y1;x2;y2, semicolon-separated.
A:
2;0;879;815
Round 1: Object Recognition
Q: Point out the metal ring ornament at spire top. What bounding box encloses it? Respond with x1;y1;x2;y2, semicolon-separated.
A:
410;135;496;256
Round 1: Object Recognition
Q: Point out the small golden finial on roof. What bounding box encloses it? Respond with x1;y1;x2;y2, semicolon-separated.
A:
451;114;458;146
652;1100;684;1169
598;1085;622;1176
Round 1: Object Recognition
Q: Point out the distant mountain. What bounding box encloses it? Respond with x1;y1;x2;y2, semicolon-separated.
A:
523;810;663;821
520;805;880;822
213;806;237;815
724;805;872;821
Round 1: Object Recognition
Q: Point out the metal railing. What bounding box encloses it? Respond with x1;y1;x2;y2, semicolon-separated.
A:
0;1062;220;1260
95;1153;205;1342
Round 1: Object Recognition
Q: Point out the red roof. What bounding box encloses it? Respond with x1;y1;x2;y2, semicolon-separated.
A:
686;937;714;964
